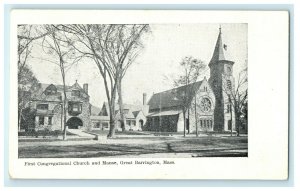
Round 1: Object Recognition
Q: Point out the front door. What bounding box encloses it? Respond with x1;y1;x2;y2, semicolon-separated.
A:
228;120;232;130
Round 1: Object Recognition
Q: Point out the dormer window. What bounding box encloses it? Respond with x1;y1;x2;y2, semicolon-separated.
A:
45;84;57;95
72;90;80;97
37;104;49;110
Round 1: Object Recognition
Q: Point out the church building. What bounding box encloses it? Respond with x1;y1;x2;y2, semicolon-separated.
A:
145;27;236;133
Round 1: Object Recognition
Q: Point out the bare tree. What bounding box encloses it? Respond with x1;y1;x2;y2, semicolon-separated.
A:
17;25;51;131
18;25;51;74
58;24;149;137
173;56;206;137
38;25;80;140
18;65;39;131
111;25;150;132
223;64;248;136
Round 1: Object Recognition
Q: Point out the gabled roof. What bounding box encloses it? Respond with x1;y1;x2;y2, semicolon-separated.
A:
90;104;101;115
147;81;203;111
100;102;145;119
32;82;88;101
132;111;140;118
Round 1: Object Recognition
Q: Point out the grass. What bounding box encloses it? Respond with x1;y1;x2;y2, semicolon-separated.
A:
18;130;76;138
90;130;153;136
18;135;248;158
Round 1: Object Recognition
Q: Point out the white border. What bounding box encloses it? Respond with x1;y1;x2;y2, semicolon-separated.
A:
9;10;288;180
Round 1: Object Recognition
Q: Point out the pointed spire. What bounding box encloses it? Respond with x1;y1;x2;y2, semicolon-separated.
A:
209;26;226;65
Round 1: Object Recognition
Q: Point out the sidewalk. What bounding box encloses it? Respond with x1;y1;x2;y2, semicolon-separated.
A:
67;129;96;138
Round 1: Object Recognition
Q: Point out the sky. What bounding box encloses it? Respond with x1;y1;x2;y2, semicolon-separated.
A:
27;23;248;108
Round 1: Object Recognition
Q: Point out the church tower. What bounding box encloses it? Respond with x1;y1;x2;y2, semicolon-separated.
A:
208;27;236;132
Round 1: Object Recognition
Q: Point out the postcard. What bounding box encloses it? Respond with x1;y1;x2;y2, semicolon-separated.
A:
9;10;289;179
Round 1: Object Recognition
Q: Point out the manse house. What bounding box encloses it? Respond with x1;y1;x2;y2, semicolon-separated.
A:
24;81;92;131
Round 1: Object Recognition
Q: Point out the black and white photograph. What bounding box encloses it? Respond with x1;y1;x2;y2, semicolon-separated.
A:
8;10;289;180
17;23;248;158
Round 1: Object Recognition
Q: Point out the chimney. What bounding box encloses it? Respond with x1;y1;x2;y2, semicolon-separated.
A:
83;83;88;94
143;93;147;105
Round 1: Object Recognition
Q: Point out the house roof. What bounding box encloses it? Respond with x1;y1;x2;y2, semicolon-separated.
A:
115;103;143;112
132;111;140;118
90;104;101;115
147;81;203;111
32;81;88;101
100;102;145;119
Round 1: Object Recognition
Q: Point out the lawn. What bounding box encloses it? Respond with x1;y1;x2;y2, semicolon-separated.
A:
18;135;248;158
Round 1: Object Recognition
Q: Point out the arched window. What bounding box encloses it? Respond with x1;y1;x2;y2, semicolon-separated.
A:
227;80;232;90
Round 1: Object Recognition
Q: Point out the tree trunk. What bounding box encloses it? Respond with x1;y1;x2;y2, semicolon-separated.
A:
194;98;198;137
117;78;126;132
107;117;116;138
230;104;233;137
62;95;67;140
234;106;240;137
107;88;117;138
183;110;186;137
18;107;23;132
187;109;190;134
61;63;68;141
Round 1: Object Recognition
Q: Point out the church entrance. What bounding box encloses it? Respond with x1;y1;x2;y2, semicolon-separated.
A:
67;117;83;129
139;119;144;129
228;120;232;131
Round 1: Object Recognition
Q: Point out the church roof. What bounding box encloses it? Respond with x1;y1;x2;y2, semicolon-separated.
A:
147;81;203;111
209;27;229;66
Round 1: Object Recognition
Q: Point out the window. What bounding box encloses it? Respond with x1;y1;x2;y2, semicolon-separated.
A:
210;120;213;128
227;80;232;90
39;117;44;125
102;122;109;129
204;120;206;127
200;98;212;112
132;120;136;126
68;102;82;113
37;104;49;110
227;104;231;113
207;120;209;127
126;120;131;126
73;104;80;112
228;120;232;130
227;66;232;74
94;122;100;128
48;116;52;125
72;90;80;97
200;120;203;127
